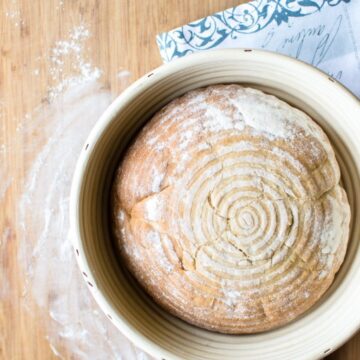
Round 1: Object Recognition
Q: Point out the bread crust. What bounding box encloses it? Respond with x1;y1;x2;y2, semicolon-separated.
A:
112;85;351;334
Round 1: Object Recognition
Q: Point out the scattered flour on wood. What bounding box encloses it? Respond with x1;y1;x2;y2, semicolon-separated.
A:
117;69;132;80
9;79;150;359
48;24;102;100
0;12;148;358
5;0;24;28
0;227;12;300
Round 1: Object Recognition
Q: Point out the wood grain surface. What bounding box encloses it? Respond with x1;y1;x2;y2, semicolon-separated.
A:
0;0;358;359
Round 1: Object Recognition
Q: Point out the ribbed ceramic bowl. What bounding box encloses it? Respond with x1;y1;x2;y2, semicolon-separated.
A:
70;49;360;360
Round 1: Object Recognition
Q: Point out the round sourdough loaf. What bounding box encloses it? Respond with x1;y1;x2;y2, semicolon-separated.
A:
112;84;350;334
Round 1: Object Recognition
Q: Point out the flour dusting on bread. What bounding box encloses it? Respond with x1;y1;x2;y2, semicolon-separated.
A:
112;84;350;333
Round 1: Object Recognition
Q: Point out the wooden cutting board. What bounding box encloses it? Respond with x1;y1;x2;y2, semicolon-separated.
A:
0;0;358;359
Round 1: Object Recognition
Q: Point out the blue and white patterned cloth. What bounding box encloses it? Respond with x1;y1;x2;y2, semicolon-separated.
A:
157;0;360;97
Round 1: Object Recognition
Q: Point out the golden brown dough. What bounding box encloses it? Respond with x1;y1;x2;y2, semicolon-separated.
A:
112;84;350;333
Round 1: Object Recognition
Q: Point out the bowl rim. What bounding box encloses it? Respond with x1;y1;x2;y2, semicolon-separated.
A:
70;48;360;360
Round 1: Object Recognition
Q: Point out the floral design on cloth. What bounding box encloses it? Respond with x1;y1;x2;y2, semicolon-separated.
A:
157;0;350;62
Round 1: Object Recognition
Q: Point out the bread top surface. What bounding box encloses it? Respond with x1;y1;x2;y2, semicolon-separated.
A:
112;84;350;333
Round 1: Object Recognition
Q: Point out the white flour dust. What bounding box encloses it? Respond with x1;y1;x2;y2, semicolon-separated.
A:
5;0;24;28
48;24;102;100
0;17;149;359
16;80;149;359
56;0;65;10
117;69;132;80
0;227;12;300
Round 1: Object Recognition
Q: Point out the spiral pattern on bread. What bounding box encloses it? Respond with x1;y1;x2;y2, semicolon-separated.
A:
112;85;350;333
